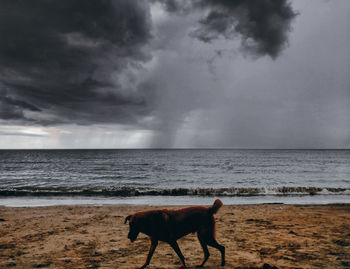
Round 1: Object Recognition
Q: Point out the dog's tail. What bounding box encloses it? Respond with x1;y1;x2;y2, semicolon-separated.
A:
209;199;223;215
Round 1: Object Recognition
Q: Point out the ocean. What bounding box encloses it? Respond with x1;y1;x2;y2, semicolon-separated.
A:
0;149;349;206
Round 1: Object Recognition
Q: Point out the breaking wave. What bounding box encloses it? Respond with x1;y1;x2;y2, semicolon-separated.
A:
0;186;349;197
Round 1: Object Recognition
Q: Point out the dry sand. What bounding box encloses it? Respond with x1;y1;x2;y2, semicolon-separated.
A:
0;204;349;269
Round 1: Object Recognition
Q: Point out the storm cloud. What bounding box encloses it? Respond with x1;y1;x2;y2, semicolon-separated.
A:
0;0;152;125
1;0;347;149
155;0;297;58
0;0;296;126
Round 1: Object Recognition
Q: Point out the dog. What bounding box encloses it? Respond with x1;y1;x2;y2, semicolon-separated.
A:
124;199;225;268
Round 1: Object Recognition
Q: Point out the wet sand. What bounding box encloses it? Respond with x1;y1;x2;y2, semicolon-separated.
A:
0;204;349;268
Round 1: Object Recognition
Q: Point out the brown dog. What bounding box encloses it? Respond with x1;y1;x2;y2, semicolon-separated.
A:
124;199;225;268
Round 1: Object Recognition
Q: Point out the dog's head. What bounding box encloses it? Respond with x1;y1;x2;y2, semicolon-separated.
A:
124;214;140;242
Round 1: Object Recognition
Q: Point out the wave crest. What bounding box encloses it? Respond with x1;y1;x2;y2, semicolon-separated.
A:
0;186;349;197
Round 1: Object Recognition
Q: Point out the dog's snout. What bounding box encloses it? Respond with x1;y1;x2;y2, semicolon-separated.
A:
128;231;138;242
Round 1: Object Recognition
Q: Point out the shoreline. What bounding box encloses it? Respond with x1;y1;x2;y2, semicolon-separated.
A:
0;194;349;207
1;204;350;268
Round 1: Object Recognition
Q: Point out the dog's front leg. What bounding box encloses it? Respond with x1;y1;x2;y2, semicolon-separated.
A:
169;241;186;268
138;238;158;269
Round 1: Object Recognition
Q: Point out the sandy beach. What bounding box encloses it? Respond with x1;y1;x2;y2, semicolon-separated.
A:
0;204;349;269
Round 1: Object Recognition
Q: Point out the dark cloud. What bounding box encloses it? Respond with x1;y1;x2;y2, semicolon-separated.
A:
0;0;297;130
0;89;41;112
0;0;152;125
198;0;297;58
156;0;297;58
0;1;347;149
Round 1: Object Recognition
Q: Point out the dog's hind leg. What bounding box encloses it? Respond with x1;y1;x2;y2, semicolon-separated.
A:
138;238;158;269
196;233;210;267
169;241;186;268
206;238;225;266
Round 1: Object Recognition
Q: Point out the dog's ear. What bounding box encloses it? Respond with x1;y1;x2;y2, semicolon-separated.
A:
162;212;169;223
124;215;131;224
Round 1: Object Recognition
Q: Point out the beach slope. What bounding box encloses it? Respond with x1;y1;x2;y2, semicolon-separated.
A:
1;204;349;268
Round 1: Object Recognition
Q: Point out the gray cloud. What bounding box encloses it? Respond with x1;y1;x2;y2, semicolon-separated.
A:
143;0;298;147
155;0;297;58
0;131;46;137
2;0;333;149
145;0;349;149
0;0;297;127
0;0;152;125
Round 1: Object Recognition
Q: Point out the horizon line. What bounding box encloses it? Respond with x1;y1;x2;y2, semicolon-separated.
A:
0;148;349;151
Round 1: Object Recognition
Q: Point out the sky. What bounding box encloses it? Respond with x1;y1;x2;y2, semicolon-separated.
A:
0;0;349;149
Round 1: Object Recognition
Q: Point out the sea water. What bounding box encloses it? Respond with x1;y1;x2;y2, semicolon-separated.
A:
0;149;349;206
